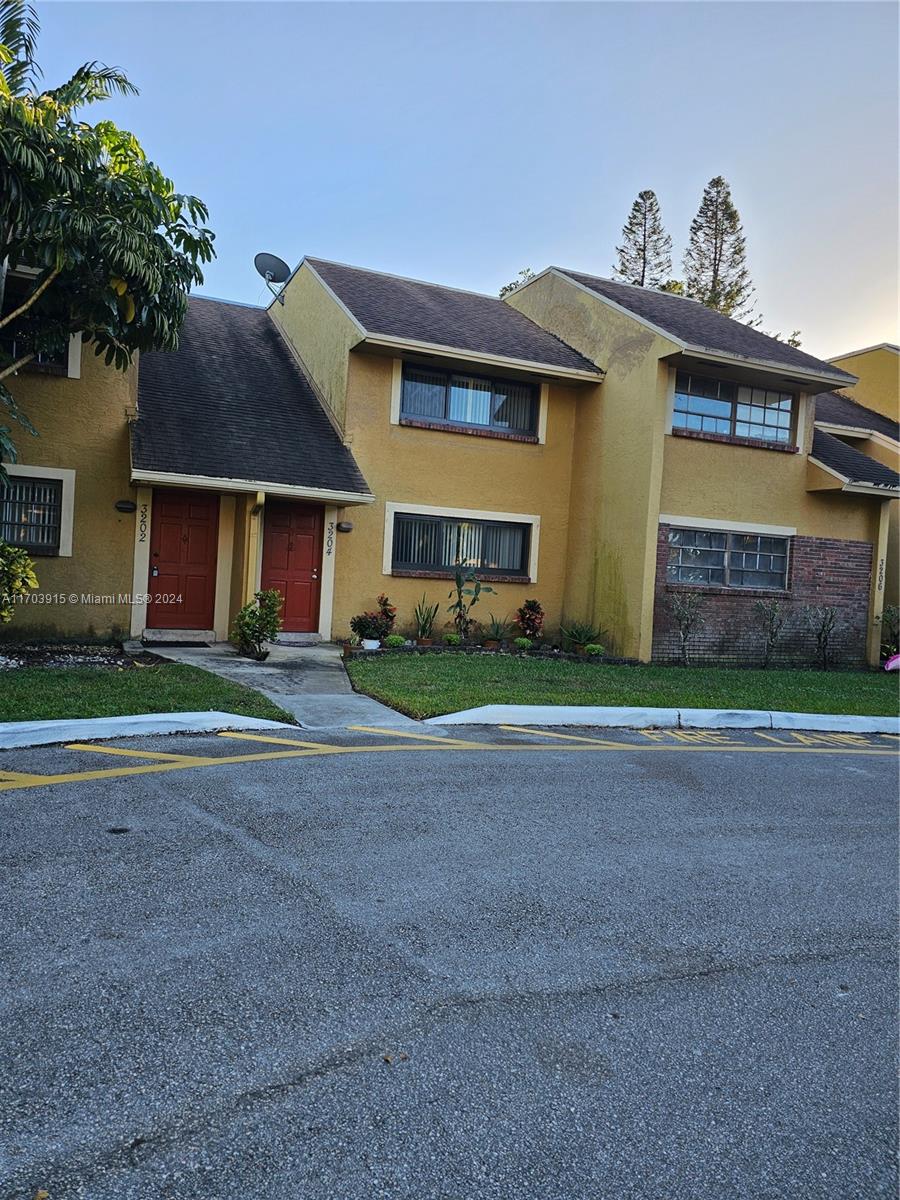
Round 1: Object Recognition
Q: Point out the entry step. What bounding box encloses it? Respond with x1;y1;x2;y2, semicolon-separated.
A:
141;629;216;645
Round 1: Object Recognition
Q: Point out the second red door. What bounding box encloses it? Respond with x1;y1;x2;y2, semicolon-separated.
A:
260;502;323;633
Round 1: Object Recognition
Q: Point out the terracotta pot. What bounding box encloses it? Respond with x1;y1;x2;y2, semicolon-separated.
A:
417;637;434;647
341;642;354;659
575;644;587;656
483;640;500;651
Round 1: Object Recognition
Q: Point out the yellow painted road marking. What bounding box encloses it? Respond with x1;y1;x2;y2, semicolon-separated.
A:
348;724;487;749
0;731;894;795
500;725;631;748
65;743;217;763
218;731;340;751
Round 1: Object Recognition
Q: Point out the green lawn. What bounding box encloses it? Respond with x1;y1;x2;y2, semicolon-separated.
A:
0;663;294;724
346;653;899;720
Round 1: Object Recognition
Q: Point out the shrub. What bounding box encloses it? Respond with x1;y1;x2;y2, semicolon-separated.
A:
232;589;282;659
877;603;899;658
383;633;406;648
804;605;838;670
0;539;38;623
443;632;462;646
666;592;704;666
516;599;545;640
560;619;600;650
513;636;532;651
583;643;604;656
413;594;440;640
754;598;790;668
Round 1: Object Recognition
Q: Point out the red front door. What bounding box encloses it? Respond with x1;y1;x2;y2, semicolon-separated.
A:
147;490;219;629
260;502;323;633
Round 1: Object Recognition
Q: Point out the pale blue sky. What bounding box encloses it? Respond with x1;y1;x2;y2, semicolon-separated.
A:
39;1;898;357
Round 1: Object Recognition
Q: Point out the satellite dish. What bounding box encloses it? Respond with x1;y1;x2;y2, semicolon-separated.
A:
254;252;291;304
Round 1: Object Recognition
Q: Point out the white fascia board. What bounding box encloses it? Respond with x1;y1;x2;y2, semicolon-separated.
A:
814;420;898;450
361;334;601;382
130;468;374;506
660;513;797;537
807;456;898;496
678;347;857;391
828;343;900;363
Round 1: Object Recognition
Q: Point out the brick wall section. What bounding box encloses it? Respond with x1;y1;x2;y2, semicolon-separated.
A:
652;524;873;665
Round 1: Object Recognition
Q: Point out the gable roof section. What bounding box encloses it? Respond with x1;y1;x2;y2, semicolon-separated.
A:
810;428;899;491
133;296;371;499
814;391;899;443
304;258;600;377
551;269;857;387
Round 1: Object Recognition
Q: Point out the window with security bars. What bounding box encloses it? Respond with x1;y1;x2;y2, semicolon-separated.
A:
0;274;69;375
672;372;793;444
401;364;538;435
667;527;789;590
393;512;530;577
0;476;63;555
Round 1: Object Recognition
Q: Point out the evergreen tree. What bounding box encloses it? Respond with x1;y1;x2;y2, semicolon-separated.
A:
612;190;672;288
683;176;755;321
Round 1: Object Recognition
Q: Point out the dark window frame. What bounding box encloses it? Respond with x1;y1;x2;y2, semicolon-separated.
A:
0;475;63;556
0;273;70;376
666;526;790;591
392;511;532;579
672;371;794;445
400;363;539;437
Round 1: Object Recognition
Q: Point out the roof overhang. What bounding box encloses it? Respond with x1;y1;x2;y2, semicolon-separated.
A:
814;420;898;450
356;335;603;384
130;467;375;506
673;348;857;394
806;457;899;497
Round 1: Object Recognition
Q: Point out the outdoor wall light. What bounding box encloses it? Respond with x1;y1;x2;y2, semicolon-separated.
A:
115;500;137;513
337;521;353;533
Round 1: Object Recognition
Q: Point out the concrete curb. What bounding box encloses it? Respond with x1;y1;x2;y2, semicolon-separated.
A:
0;711;297;751
425;704;900;734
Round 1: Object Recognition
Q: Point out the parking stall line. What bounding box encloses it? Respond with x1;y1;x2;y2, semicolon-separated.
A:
64;743;219;763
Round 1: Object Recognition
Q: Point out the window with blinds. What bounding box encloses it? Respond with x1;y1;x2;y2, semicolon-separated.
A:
401;365;538;435
0;476;63;555
392;512;530;577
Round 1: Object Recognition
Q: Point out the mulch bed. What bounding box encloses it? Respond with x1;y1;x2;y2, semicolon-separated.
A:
0;643;169;671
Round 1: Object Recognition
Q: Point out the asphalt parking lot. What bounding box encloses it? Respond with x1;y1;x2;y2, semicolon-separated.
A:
1;725;897;1200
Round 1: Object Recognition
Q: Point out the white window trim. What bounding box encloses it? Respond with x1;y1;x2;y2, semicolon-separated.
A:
2;464;75;556
390;359;549;445
660;514;796;537
67;332;82;380
382;500;540;582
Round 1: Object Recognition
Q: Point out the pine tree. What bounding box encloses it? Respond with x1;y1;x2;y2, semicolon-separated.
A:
612;190;672;288
683;176;755;321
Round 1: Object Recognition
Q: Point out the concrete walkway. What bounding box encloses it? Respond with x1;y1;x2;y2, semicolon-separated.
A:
145;641;416;729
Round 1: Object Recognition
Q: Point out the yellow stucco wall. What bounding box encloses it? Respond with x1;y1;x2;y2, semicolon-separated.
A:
268;262;363;429
506;272;678;658
830;345;899;421
2;344;136;639
329;350;579;638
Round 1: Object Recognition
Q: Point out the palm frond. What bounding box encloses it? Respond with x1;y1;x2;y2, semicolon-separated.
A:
0;0;40;95
46;62;138;111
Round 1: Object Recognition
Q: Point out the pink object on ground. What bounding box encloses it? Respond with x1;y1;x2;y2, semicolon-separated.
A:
885;653;900;671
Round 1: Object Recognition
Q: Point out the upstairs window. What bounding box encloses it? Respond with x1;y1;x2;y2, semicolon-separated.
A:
401;365;538;436
673;372;793;444
667;527;789;590
392;512;530;577
0;273;69;375
0;476;63;555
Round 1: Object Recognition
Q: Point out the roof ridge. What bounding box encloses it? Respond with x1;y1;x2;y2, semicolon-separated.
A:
190;293;264;311
306;256;507;304
553;267;705;305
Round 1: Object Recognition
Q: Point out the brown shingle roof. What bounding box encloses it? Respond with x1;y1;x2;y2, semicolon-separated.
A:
814;391;899;442
133;297;370;496
554;269;857;385
305;258;600;375
810;429;899;490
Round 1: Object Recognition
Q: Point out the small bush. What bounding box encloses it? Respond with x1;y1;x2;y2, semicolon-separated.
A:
232;589;282;659
516;599;545;640
513;636;532;651
350;593;397;641
0;539;38;624
560;619;600;650
583;643;604;656
383;633;406;648
444;632;462;646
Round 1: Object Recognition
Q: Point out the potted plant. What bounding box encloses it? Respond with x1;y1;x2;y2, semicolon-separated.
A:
350;594;397;650
482;614;513;651
341;632;360;659
560;619;601;656
413;595;440;646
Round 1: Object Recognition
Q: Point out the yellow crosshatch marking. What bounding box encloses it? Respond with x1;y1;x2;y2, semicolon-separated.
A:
0;724;894;794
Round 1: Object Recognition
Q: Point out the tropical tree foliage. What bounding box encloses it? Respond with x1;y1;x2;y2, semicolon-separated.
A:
499;267;535;299
612;189;673;289
0;1;215;466
682;175;756;321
